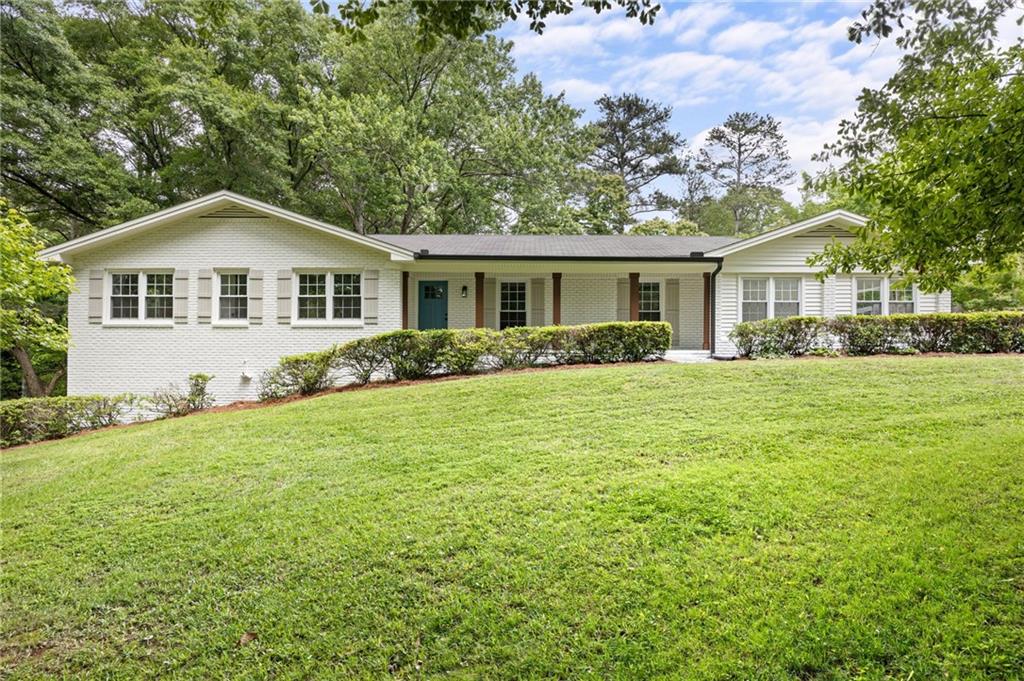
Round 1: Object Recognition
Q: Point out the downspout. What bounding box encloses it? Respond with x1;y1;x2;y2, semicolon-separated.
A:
709;258;724;358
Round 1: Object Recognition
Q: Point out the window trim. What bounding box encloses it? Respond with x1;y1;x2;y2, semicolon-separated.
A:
496;278;530;330
853;276;917;316
638;277;664;323
290;269;365;327
214;269;250;327
739;276;802;322
103;269;175;327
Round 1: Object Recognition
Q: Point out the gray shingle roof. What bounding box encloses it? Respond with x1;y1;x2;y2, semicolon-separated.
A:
373;234;738;259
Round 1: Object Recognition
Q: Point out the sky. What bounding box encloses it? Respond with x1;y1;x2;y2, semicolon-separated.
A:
497;1;904;204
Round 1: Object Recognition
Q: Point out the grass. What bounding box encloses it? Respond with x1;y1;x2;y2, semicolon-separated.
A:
2;356;1023;679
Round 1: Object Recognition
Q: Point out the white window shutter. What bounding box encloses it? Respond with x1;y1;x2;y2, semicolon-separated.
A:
363;270;379;325
197;269;212;323
616;278;629;321
277;270;292;324
530;278;545;326
484;278;496;329
88;270;104;323
248;270;263;324
173;269;189;323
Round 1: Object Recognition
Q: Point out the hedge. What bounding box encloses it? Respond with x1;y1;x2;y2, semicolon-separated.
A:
0;394;136;448
730;311;1024;358
259;321;671;400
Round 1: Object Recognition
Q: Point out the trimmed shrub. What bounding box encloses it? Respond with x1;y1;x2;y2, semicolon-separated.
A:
335;336;390;385
0;394;137;448
258;349;338;399
731;312;1024;358
556;321;672;364
492;326;557;369
375;329;447;381
148;372;217;417
440;329;499;374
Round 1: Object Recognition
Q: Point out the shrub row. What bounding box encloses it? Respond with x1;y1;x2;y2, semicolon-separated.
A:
1;373;217;448
730;312;1024;358
0;394;135;448
259;321;672;400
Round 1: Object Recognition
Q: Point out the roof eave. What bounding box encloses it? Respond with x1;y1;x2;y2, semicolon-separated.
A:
704;210;869;258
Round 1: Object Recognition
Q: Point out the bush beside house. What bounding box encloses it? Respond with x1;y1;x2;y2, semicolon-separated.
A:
730;312;1024;358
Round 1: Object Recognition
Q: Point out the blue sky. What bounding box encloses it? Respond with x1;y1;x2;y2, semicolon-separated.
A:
498;1;903;203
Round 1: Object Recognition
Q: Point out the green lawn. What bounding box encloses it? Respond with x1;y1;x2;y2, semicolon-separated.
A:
2;356;1023;679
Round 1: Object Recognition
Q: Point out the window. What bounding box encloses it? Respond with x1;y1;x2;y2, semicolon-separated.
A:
856;278;883;315
499;281;527;329
110;273;139;319
295;272;362;322
741;278;769;322
297;273;327;319
639;282;661;322
110;272;172;321
218;273;248;320
773;278;801;318
333;273;361;320
889;280;915;314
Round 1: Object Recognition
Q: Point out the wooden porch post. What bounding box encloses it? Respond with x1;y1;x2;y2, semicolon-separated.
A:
628;272;640;322
475;272;485;328
552;272;562;325
402;271;410;330
702;272;711;350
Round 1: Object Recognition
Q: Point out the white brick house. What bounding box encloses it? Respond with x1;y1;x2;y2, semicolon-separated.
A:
41;191;952;404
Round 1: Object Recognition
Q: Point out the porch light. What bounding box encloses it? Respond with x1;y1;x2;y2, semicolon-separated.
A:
461;285;468;297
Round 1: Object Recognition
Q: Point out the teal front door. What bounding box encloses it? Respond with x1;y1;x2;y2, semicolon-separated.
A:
418;280;448;330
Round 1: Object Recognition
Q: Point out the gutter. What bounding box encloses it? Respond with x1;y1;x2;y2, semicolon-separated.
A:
410;252;724;263
708;258;724;358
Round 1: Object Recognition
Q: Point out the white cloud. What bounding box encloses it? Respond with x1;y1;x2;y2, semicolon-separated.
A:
710;20;789;52
548;78;610;107
655;3;735;45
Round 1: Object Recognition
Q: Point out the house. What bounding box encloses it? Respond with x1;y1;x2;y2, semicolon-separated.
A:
40;191;952;404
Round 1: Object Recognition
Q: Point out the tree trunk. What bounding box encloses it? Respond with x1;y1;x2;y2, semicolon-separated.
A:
11;346;45;397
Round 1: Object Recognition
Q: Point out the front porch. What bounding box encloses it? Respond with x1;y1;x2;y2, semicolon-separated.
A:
400;263;717;351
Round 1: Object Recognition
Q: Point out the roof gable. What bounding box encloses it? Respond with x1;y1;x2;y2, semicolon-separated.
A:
705;210;867;257
39;191;415;262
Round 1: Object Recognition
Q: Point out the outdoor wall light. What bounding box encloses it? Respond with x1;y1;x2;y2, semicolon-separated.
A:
461;285;468;297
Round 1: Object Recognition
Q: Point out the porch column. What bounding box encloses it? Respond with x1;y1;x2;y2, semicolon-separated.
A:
702;272;711;350
552;272;562;325
628;272;640;322
402;271;410;330
475;272;485;328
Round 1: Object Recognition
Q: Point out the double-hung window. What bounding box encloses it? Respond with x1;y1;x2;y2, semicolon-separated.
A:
741;278;769;322
889;280;915;314
639;282;661;322
499;281;527;329
110;272;172;321
218;272;248;320
855;278;884;315
773;278;801;318
296;272;362;321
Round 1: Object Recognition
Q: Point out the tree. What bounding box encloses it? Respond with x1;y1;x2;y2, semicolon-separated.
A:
811;0;1024;291
588;94;684;232
2;0;595;239
317;0;659;46
951;255;1024;311
629;217;704;236
0;199;72;397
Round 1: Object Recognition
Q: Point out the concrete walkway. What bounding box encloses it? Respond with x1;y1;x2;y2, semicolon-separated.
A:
663;350;715;364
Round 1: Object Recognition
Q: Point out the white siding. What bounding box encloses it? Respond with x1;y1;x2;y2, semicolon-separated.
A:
67;216;400;404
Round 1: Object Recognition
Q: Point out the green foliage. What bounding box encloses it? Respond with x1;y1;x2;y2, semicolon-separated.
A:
258;349;338;399
732;312;1024;358
323;0;660;47
0;393;135;447
588;93;684;230
730;317;827;358
147;373;217;418
259;322;671;400
812;0;1024;290
951;255;1024;311
2;1;595;239
629;217;704;236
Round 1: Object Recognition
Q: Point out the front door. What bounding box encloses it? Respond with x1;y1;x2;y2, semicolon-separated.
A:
418;280;448;330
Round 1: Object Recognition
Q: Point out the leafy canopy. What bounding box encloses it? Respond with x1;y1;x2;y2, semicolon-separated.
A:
812;0;1024;291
